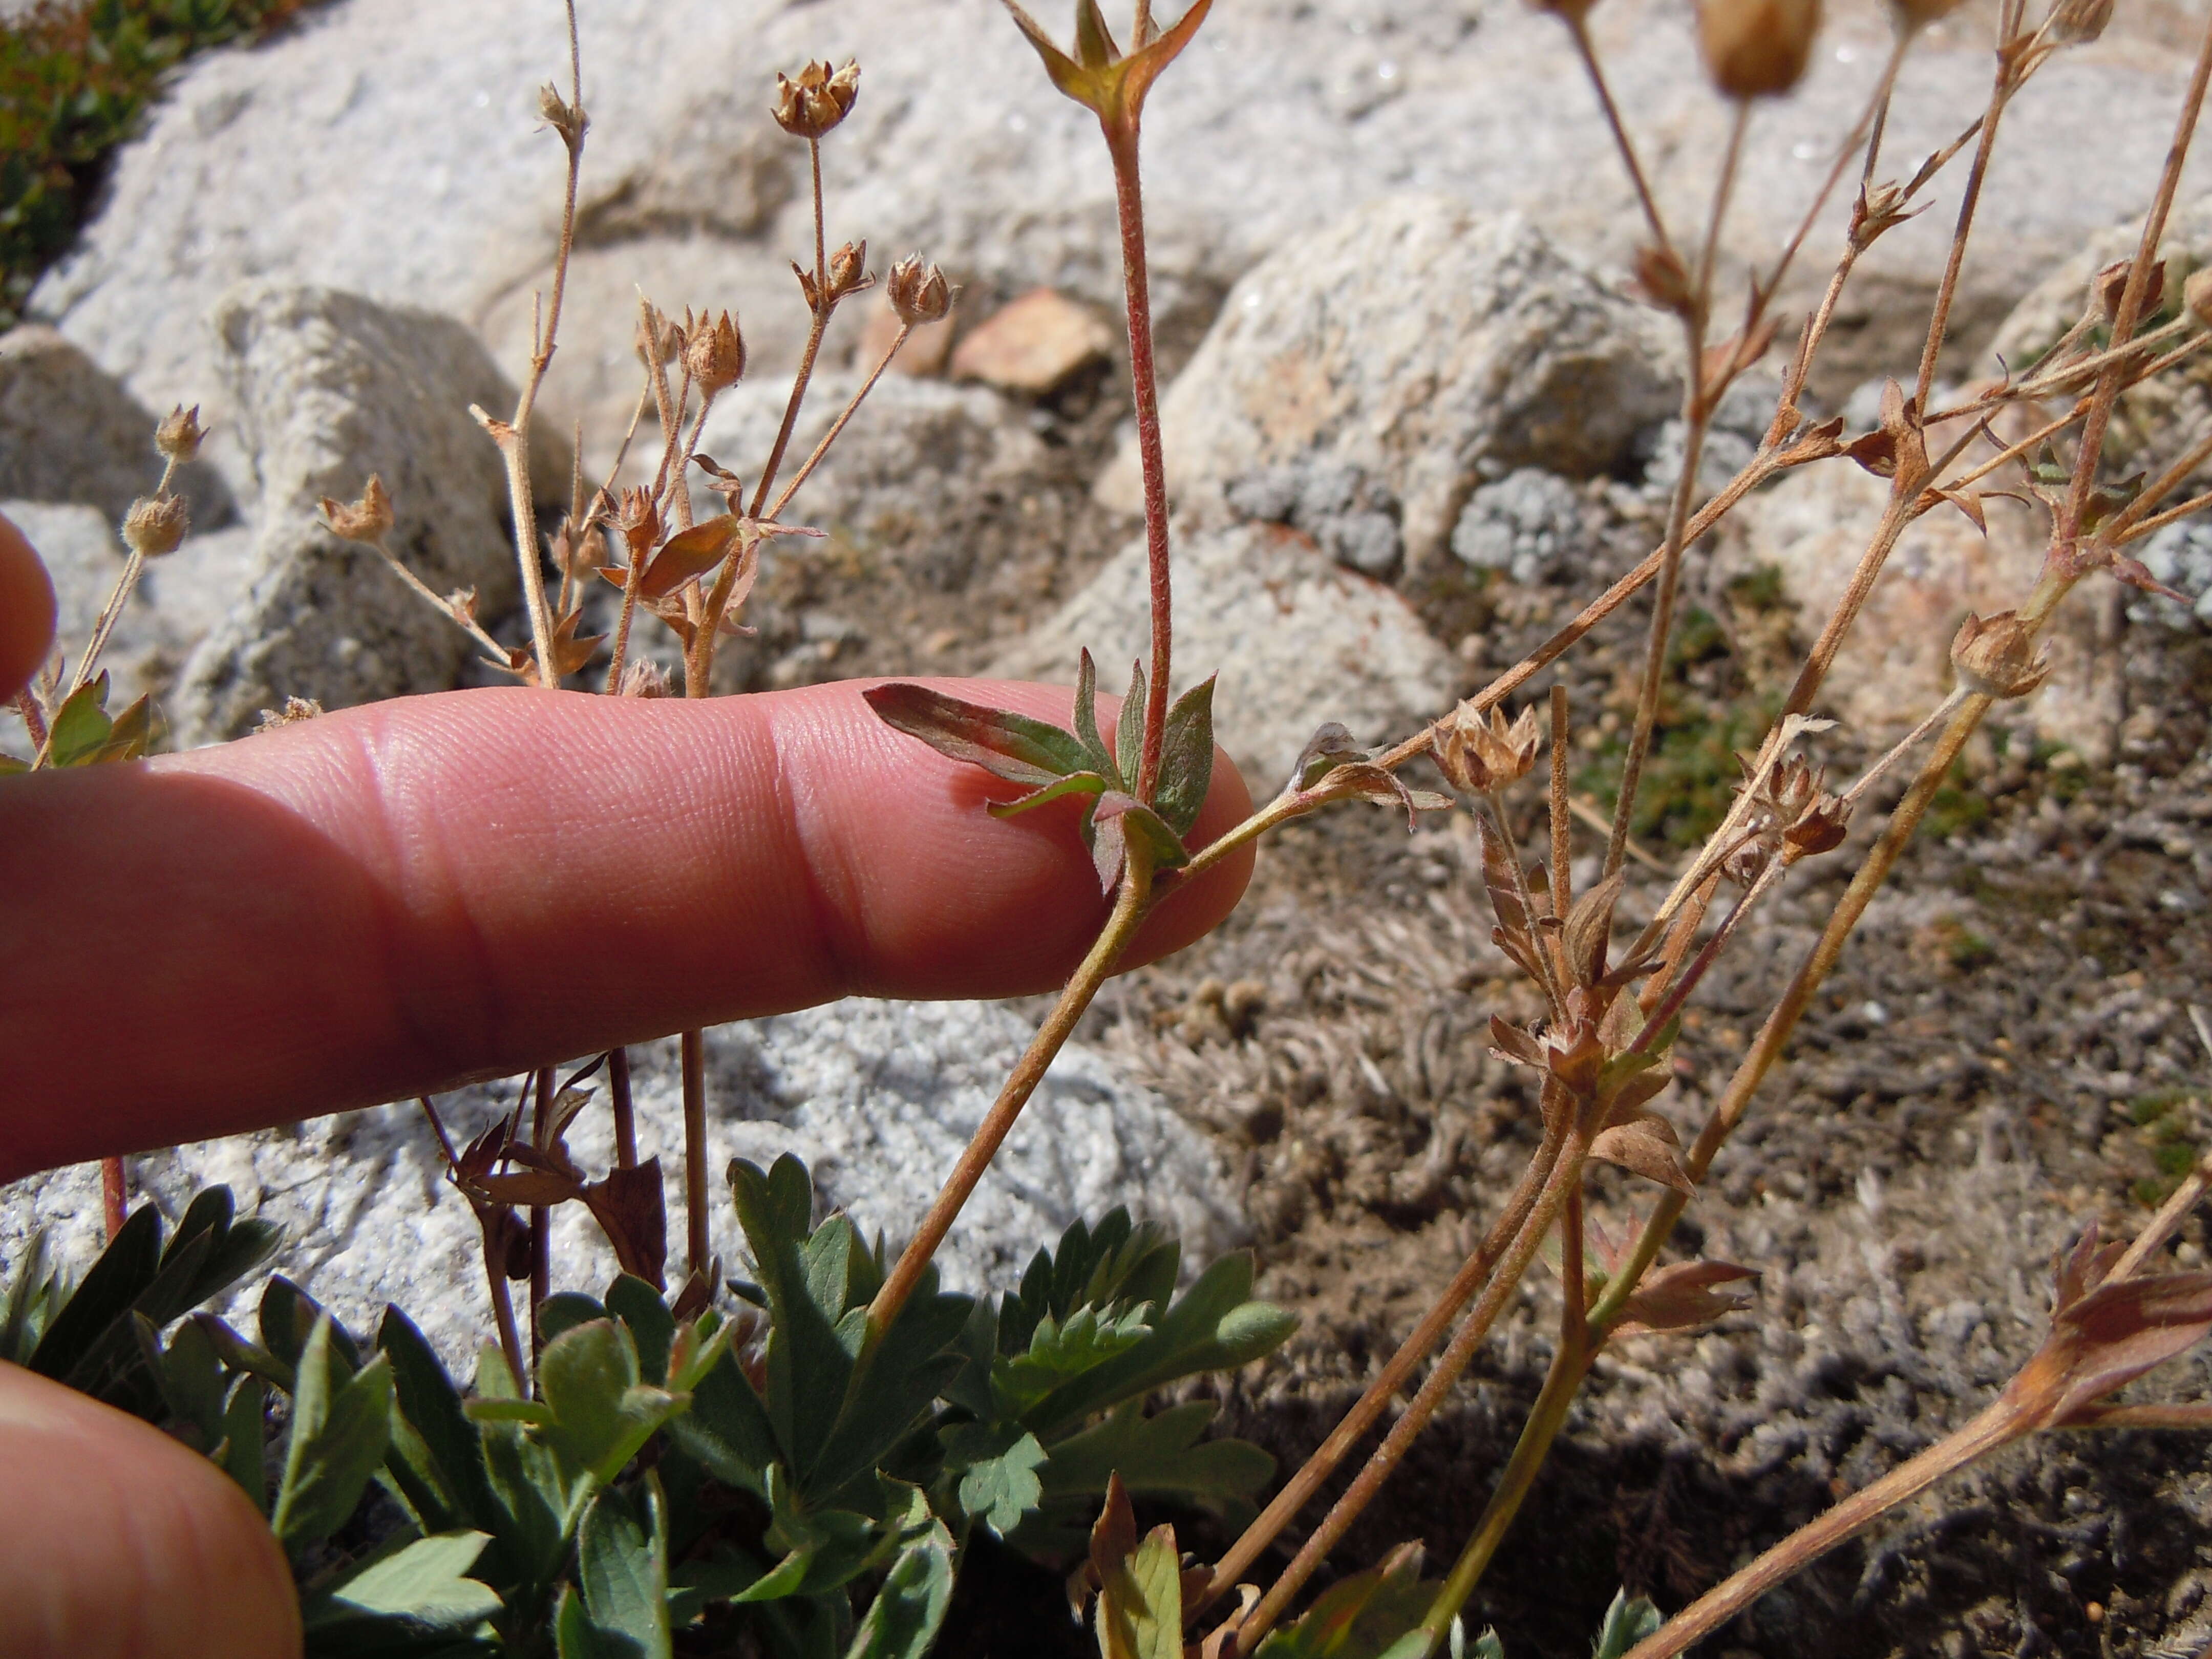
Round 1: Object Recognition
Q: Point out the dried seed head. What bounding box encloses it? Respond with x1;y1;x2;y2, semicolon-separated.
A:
1783;793;1852;861
1951;610;2052;699
684;308;747;392
122;493;189;558
636;304;682;367
550;511;607;579
615;485;662;557
320;475;396;544
537;82;588;148
2048;0;2112;42
1633;244;1695;316
1435;702;1544;795
1889;0;1966;27
1697;0;1821;99
827;239;870;301
1851;179;1910;251
2188;268;2212;331
774;58;860;138
253;695;325;732
887;254;952;326
155;403;205;463
618;660;672;699
2095;258;2165;326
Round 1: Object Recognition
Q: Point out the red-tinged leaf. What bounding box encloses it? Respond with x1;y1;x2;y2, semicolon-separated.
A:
87;693;156;764
640;515;739;600
1089;1472;1139;1599
1290;722;1367;792
864;682;1095;787
582;1159;668;1290
1071;648;1117;779
1475;814;1531;945
1304;760;1439;828
1074;0;1119;69
1562;870;1623;992
1092;790;1190;870
2034;1271;2212;1427
2110;555;2189;603
1588;1115;1696;1196
1488;1015;1544;1067
1001;0;1112;111
1090;811;1128;895
472;1169;583;1207
457;1119;511;1181
1118;0;1216;119
1614;1261;1761;1337
987;771;1114;819
1154;675;1218;837
2056;1224;2126;1310
1115;660;1146;794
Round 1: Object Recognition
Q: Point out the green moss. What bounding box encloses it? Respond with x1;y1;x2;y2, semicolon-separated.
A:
2131;1089;2191;1125
1725;564;1788;613
1945;928;1995;971
1925;761;1991;841
2134;1176;2171;1208
2155;1140;2200;1179
3;1;314;329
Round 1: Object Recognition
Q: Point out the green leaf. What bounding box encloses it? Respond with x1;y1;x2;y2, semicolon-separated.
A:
1114;660;1146;796
25;1200;160;1381
1;1230;61;1364
863;682;1095;789
606;1275;677;1384
1096;1521;1182;1659
157;1312;228;1447
44;673;114;767
953;1429;1048;1537
985;769;1114;820
1254;1543;1432;1659
272;1313;396;1553
844;1512;954;1659
218;1375;268;1514
264;1275;363;1382
666;1342;779;1497
577;1480;672;1659
1154;676;1217;836
730;1155;849;1474
0;753;28;776
379;1307;499;1539
1035;1399;1274;1516
734;1466;884;1604
992;1301;1154;1417
538;1318;685;1491
1071;648;1118;781
303;1529;502;1635
804;1262;971;1499
540;1292;608;1347
1590;1590;1662;1659
668;1547;771;1624
1091;791;1189;871
85;692;156;763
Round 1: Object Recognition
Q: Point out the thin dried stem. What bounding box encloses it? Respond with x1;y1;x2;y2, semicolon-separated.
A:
750;140;834;519
682;1027;710;1284
100;1157;126;1239
609;1047;637;1171
371;539;508;662
2120;486;2212;546
765;323;913;522
1549;685;1572;924
1565;18;1673;259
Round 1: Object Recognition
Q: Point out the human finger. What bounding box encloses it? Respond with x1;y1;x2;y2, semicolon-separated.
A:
0;509;58;705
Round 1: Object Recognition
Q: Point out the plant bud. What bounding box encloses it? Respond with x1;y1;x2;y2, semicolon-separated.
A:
537;82;587;148
1434;702;1543;795
155;404;205;463
684;308;746;392
1950;610;2052;699
827;239;870;301
2095;258;2164;326
887;254;953;325
320;475;396;544
635;304;681;366
616;485;661;557
2049;0;2111;42
773;58;860;139
122;493;189;559
1697;0;1821;99
2187;268;2212;331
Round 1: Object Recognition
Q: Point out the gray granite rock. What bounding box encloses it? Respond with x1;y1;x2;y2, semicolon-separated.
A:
27;0;2203;492
1450;467;1588;585
1096;199;1676;573
1226;460;1403;580
992;519;1460;782
2133;520;2212;630
0;1000;1242;1375
171;284;562;743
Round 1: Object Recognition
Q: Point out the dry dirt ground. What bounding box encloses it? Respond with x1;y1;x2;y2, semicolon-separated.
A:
689;300;2212;1657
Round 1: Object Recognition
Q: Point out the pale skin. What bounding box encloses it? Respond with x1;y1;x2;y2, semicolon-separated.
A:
0;508;1252;1658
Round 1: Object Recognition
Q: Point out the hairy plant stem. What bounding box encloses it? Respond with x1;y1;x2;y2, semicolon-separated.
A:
1197;1122;1565;1612
750;139;834;520
1232;1134;1587;1654
12;690;47;754
1105;119;1174;800
681;1026;710;1286
609;1047;637;1170
1622;1396;2030;1659
100;1157;126;1238
1911;28;2017;412
866;850;1157;1340
767;324;912;523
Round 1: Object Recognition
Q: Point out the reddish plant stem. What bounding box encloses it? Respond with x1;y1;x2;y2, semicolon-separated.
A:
609;1047;637;1170
1104;119;1172;801
100;1157;126;1239
529;1065;554;1366
682;1027;710;1283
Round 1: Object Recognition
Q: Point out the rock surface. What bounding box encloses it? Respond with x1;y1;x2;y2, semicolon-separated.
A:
949;287;1115;396
170;284;559;743
1097;199;1676;572
27;0;2204;488
992;519;1461;781
0;1001;1242;1374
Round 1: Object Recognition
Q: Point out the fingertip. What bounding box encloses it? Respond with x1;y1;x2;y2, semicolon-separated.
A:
0;1363;300;1659
0;511;58;705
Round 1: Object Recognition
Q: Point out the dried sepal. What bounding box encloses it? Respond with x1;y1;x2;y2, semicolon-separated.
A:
683;308;746;393
1588;1113;1697;1196
1696;0;1821;99
1435;701;1544;796
2009;1229;2212;1427
617;660;671;699
155;403;206;463
1613;1261;1761;1336
1561;870;1625;992
1842;378;1929;487
773;58;860;139
254;696;324;732
1633;244;1695;316
827;239;871;302
2186;268;2212;331
1849;179;1923;252
2048;0;2113;46
613;485;662;559
122;493;189;559
887;254;954;325
320;475;395;544
1950;610;2052;699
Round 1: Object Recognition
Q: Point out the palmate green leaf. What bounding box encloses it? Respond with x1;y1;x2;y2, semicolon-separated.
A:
302;1528;502;1639
948;1427;1048;1537
157;1312;228;1448
1037;1399;1274;1514
538;1318;686;1492
273;1313;396;1554
264;1274;364;1385
1255;1543;1432;1659
1588;1590;1661;1659
993;1302;1154;1417
666;1340;779;1496
730;1155;849;1474
1154;676;1217;836
863;682;1094;789
1000;1210;1180;1356
472;1340;570;1594
844;1511;954;1659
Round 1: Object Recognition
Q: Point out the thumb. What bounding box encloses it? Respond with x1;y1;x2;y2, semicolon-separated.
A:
0;511;58;706
0;1360;300;1659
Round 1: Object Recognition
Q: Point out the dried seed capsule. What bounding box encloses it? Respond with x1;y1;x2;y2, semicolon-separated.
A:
615;485;661;558
2049;0;2112;43
635;304;682;366
1697;0;1821;99
774;58;860;138
684;309;746;392
155;404;205;464
122;493;189;558
1950;610;2052;699
1435;701;1543;794
887;254;952;325
826;239;870;301
320;475;395;544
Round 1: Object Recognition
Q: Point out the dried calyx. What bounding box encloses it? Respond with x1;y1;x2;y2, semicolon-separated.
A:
1950;610;2053;699
888;254;953;325
155;403;205;464
321;475;396;545
1435;701;1544;795
774;58;860;138
1697;0;1821;99
684;308;746;393
122;493;189;559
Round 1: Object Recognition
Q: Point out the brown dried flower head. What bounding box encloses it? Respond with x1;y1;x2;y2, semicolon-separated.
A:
2095;258;2164;327
155;404;205;463
537;82;587;149
887;254;953;326
321;475;395;545
1951;610;2052;699
618;660;672;699
615;485;662;558
827;239;871;301
685;308;747;393
774;58;860;139
253;695;325;732
1435;702;1543;795
122;493;189;559
1697;0;1821;99
2048;0;2112;43
1782;792;1852;861
636;304;682;367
